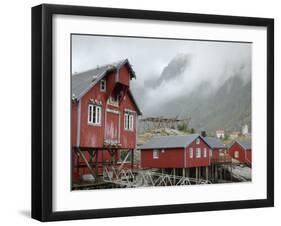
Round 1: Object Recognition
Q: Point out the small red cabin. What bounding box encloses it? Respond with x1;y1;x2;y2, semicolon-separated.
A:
71;59;141;184
140;134;211;169
229;140;252;165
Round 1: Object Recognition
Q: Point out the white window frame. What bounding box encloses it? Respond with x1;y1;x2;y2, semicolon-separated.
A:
124;112;134;131
129;114;134;130
189;147;193;158
209;149;213;157
100;79;106;92
88;104;102;126
203;148;207;158
234;151;239;158
153;149;159;159
196;148;201;158
196;138;200;144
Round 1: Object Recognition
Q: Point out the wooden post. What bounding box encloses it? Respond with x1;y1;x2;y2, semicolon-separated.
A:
77;148;96;177
131;149;134;170
186;168;190;177
102;146;104;178
215;165;218;182
95;149;99;179
198;167;201;179
195;167;198;181
182;168;186;177
173;168;176;185
206;166;209;181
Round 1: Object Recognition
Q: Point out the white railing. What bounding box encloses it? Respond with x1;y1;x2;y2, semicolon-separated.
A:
103;166;211;188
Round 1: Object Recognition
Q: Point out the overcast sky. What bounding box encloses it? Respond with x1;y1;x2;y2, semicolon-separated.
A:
72;34;251;115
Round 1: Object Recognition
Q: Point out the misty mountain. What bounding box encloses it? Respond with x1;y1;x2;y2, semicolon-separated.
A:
138;54;251;134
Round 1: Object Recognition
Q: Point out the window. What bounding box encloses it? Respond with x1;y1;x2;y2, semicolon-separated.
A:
209;149;212;157
153;149;159;159
88;104;102;125
196;148;201;158
234;151;239;158
100;79;106;92
219;149;224;156
124;112;134;131
203;148;207;157
189;147;193;158
196;138;200;144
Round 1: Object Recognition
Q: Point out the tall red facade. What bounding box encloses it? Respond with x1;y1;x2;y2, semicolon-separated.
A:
71;60;141;183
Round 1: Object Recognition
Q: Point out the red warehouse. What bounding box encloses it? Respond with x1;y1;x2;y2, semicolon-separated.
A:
140;134;212;177
202;137;229;163
71;59;142;184
229;140;252;166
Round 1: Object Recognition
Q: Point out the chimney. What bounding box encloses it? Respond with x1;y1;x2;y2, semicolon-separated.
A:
201;131;207;137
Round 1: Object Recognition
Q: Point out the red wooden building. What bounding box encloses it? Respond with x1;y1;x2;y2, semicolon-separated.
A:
71;59;141;184
229;140;252;166
140;134;211;170
202;137;229;163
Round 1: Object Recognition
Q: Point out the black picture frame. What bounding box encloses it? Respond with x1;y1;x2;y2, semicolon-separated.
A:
32;4;274;222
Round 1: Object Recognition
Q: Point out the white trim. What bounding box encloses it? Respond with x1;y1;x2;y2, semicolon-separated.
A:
203;148;207;158
153;149;159;159
88;104;102;126
76;100;81;147
234;151;239;158
124;108;136;113
106;108;119;114
124;111;134;131
196;148;201;158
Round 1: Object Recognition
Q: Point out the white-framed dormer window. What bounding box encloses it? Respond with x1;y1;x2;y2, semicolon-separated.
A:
234;151;239;158
196;138;200;144
124;112;134;131
153;149;159;159
100;79;106;92
88;104;102;125
203;148;207;158
196;148;201;158
189;147;193;158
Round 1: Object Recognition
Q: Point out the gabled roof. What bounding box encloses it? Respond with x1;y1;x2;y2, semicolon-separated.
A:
202;137;226;149
236;140;251;150
72;59;136;100
127;89;142;115
139;134;202;150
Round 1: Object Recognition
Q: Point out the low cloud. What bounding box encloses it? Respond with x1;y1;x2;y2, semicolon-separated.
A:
72;35;251;116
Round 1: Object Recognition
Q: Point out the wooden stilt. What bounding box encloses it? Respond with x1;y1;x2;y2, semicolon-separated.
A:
182;168;186;177
186;168;190;177
215;165;218;182
131;149;134;169
196;167;198;181
77;148;96;177
95;149;99;179
206;166;209;181
173;168;176;185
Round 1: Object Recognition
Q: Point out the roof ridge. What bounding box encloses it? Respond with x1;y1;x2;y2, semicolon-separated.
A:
72;58;128;76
